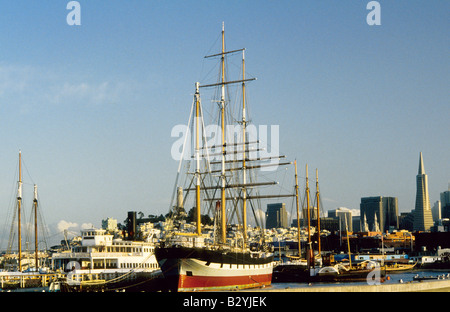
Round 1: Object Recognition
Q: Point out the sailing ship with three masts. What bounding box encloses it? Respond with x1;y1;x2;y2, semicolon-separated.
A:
155;24;298;292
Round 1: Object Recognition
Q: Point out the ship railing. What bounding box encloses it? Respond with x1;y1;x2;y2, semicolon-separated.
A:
52;252;90;258
89;252;143;258
52;252;144;258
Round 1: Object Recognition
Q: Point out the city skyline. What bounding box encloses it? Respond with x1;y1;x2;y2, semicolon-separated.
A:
0;1;448;247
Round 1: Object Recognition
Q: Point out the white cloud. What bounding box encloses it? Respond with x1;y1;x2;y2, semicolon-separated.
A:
56;220;96;233
49;81;118;106
56;220;78;233
0;63;132;112
80;223;95;230
0;64;31;95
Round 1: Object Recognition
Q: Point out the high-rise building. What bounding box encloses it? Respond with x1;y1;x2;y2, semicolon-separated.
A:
441;187;450;219
360;196;398;232
328;207;353;232
266;203;288;229
432;200;441;222
101;217;118;232
399;211;414;231
302;205;318;222
384;197;399;231
413;153;434;231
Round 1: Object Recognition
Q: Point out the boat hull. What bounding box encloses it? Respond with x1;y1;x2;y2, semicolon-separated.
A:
61;269;164;292
315;269;386;283
419;261;450;270
155;246;273;292
272;263;309;283
273;263;387;283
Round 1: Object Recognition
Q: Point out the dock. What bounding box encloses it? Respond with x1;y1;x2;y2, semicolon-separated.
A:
0;273;63;290
261;279;450;292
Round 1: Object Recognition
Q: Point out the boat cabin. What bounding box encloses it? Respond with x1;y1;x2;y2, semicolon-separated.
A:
51;228;158;272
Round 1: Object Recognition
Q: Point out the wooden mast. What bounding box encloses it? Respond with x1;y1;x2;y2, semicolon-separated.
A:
199;24;256;245
315;169;321;256
17;150;23;272
195;82;202;236
34;184;39;269
294;160;301;257
305;164;313;267
345;213;352;268
220;22;227;245
241;49;248;247
305;164;311;247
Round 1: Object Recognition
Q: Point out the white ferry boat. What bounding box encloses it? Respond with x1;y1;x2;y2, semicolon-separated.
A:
51;228;163;292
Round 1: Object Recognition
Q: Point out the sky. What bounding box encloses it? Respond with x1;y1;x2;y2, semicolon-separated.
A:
0;1;448;248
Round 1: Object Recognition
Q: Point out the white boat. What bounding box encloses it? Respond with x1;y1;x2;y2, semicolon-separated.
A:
51;228;162;291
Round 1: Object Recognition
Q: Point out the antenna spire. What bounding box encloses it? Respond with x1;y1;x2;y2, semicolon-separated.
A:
418;152;425;175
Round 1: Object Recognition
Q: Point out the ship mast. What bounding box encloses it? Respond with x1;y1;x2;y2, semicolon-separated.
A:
220;22;227;245
17;150;23;272
305;164;313;267
34;184;39;269
345;213;352;269
315;169;321;256
294;160;301;257
200;23;258;245
241;49;248;246
195;82;202;236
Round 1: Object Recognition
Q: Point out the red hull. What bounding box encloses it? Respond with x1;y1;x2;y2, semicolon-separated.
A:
155;246;274;291
179;273;272;291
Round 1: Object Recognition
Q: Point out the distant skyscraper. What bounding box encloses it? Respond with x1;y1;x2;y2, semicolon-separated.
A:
102;217;118;232
328;207;353;232
384;197;399;231
413;152;434;231
441;187;450;207
266;203;288;229
431;200;441;222
441;187;450;219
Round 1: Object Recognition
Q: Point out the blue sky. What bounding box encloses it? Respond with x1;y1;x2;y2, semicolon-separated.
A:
0;1;448;247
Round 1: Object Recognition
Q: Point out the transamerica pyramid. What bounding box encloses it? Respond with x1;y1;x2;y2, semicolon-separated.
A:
413;152;434;231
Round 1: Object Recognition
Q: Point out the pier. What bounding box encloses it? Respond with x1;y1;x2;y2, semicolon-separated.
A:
0;273;63;290
260;279;450;292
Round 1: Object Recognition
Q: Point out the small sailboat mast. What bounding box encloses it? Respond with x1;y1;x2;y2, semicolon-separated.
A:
315;169;321;256
294;160;301;257
305;164;312;256
17;150;23;272
34;184;39;269
345;213;352;269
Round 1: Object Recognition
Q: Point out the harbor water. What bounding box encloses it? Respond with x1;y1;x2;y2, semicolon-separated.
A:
3;270;449;292
269;270;450;291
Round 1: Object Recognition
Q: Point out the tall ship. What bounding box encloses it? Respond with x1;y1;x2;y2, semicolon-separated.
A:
155;24;297;292
0;151;59;290
51;228;162;292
